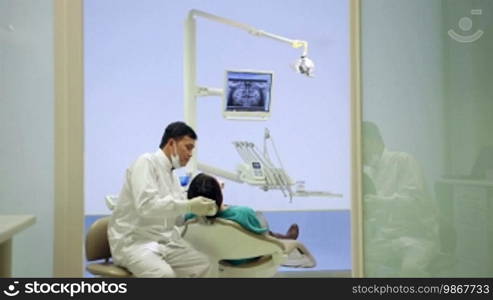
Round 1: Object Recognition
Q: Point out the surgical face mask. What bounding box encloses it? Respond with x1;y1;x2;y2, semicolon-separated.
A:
171;142;182;169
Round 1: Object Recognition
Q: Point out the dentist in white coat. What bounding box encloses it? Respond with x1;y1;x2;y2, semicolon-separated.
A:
108;121;217;277
362;121;438;277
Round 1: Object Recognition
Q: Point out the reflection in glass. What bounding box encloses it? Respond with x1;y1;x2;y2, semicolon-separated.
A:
360;0;493;277
363;121;439;277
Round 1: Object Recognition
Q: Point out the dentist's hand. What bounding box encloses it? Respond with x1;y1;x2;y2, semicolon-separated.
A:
187;196;217;216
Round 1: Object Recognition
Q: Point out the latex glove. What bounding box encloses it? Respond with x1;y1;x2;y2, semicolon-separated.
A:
188;196;217;216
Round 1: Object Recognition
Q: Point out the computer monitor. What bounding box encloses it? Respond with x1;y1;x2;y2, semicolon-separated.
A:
223;70;273;120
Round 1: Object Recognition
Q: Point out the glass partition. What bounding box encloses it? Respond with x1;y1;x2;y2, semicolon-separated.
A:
360;0;493;277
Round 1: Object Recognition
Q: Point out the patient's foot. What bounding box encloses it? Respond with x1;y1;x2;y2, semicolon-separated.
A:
285;224;299;240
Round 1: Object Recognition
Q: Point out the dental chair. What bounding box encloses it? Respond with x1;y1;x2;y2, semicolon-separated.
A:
85;216;132;277
98;195;315;277
182;217;316;277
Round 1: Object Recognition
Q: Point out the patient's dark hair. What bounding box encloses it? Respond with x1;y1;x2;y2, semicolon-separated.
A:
187;173;222;219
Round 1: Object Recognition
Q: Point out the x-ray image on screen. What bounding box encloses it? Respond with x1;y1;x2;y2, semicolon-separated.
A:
223;71;272;120
227;80;267;109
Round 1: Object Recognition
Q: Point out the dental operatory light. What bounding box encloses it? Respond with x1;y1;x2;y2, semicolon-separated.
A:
288;39;314;77
293;55;315;77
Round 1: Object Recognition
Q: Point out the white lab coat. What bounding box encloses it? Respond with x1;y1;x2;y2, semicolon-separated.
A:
364;148;438;277
364;148;437;235
108;150;212;277
366;149;427;198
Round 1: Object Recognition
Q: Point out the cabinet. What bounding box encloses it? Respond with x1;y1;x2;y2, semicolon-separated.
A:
435;179;493;276
0;215;36;277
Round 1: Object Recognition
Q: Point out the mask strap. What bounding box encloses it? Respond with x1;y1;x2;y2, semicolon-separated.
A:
172;140;178;156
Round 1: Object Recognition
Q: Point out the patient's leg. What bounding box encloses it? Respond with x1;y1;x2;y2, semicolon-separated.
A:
269;224;299;240
255;211;299;240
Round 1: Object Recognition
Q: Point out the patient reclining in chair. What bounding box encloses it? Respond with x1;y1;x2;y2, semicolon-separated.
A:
185;173;300;265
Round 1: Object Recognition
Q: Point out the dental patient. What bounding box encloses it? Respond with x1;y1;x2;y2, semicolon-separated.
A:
185;173;299;264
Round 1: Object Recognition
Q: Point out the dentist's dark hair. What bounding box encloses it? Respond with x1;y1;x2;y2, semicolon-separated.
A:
187;173;222;219
362;121;384;146
159;121;197;149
